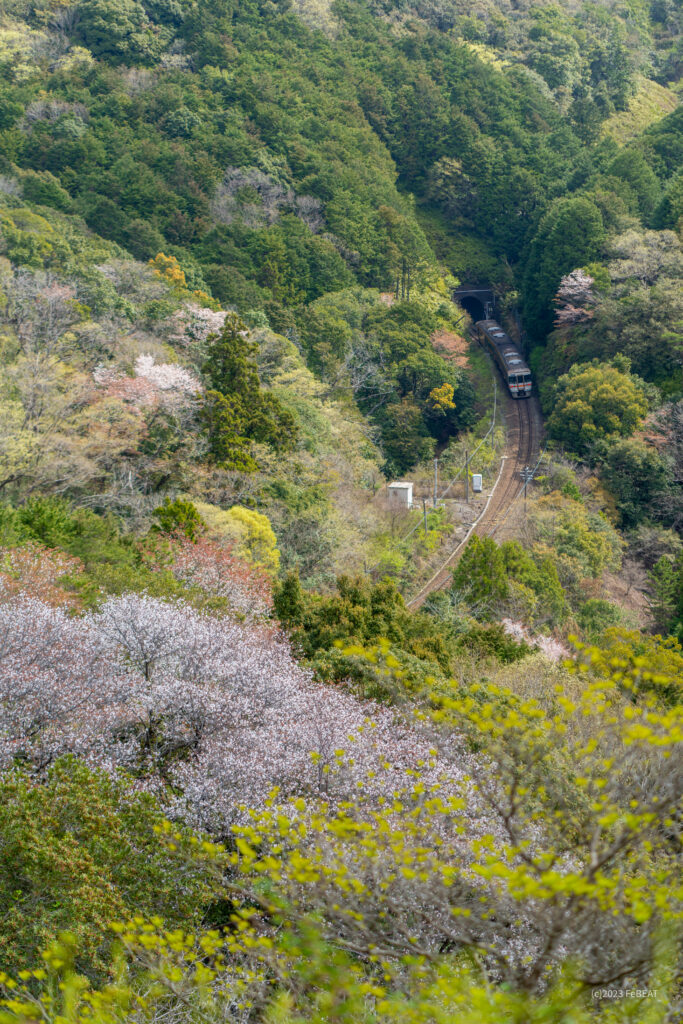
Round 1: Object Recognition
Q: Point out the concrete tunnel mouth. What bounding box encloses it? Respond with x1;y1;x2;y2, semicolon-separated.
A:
458;295;486;322
452;285;495;324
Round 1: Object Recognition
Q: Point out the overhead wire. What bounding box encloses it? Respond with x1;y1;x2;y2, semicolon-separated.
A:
361;354;499;578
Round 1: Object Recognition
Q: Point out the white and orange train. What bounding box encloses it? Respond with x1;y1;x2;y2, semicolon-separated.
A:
476;319;532;398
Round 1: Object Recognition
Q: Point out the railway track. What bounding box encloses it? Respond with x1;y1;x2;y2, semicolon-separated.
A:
407;389;543;610
484;390;543;538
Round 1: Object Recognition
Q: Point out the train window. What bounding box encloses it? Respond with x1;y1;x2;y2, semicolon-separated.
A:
523;373;531;383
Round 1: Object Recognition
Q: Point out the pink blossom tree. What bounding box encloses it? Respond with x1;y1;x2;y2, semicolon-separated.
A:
553;268;596;326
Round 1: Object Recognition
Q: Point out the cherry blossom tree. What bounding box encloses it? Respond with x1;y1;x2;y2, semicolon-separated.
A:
93;358;201;414
134;354;201;396
501;618;569;661
0;544;83;607
0;586;478;837
92;366;158;409
1;574;679;988
553;268;596;326
168;534;272;618
0;595;135;768
166;304;227;349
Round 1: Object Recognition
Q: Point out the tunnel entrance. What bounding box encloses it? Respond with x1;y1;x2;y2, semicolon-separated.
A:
459;295;485;321
452;285;495;323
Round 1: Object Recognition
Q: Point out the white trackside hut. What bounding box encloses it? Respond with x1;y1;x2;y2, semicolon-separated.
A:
388;481;414;509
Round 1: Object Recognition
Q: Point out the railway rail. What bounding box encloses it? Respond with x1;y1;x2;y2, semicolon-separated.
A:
407;388;543;610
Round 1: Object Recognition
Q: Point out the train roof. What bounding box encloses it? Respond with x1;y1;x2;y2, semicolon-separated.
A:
501;351;529;370
477;320;530;374
478;320;511;341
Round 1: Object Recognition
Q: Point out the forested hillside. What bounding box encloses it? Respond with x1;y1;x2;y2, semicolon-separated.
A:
0;0;682;1019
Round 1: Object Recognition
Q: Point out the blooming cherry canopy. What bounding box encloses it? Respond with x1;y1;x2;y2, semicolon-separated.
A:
0;585;489;838
553;268;596;326
134;355;201;395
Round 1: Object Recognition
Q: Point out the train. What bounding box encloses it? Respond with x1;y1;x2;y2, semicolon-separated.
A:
475;319;532;398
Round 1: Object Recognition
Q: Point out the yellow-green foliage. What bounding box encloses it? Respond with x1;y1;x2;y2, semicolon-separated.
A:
531;491;623;580
460;41;509;71
0;204;124;278
290;0;341;38
0;207;56;266
197;645;683;1014
0;650;680;1021
579;628;683;705
547;361;649;454
0;399;34;489
0;926;676;1023
602;75;678;144
194;502;280;574
0;21;52;80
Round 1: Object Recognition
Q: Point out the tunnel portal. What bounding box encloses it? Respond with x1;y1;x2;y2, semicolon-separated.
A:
452;285;495;323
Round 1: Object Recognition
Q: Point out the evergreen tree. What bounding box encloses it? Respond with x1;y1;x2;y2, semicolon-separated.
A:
523;197;605;341
199;315;297;468
451;536;509;619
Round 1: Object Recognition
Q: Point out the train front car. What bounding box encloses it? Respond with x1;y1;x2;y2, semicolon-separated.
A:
476;320;532;398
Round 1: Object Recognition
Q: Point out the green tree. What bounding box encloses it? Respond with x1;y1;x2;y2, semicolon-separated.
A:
451;535;509;619
650;552;683;640
199;391;257;471
273;572;452;693
577;597;622;641
600;437;672;528
547;360;649;454
152;497;205;540
378;398;434;475
654;166;683;231
500;540;568;625
199;314;297;467
0;758;214;974
607;150;662;220
76;0;171;65
272;569;306;626
21;171;72;212
523;197;605;340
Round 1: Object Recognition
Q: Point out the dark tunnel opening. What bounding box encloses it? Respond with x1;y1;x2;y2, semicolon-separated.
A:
458;296;486;322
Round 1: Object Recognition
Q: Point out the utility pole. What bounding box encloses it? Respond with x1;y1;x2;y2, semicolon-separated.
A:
423;498;428;538
521;466;534;512
465;449;469;503
433;458;438;507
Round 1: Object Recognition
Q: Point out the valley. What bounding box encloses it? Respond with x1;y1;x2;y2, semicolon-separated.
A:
0;0;681;1018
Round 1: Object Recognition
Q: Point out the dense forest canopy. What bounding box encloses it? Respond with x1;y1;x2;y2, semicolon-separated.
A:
0;0;682;1018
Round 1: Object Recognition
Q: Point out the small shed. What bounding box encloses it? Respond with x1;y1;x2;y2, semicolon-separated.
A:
472;473;483;493
388;481;413;509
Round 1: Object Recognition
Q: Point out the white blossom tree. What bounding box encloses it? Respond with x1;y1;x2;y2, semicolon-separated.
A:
553;268;596;326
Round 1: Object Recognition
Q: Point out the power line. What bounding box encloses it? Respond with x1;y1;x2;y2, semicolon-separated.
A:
361;358;499;577
487;446;547;540
298;350;500;582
